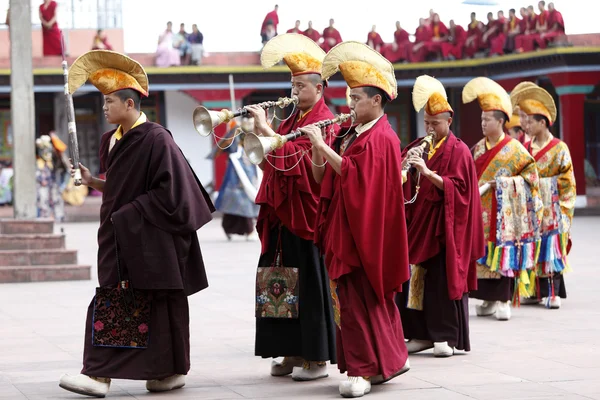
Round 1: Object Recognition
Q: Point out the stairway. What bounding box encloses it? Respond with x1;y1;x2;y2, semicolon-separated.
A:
0;219;91;283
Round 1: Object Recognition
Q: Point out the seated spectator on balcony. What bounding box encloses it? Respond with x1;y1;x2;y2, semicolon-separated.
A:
303;21;321;43
366;25;384;53
321;19;342;52
488;11;507;56
188;24;204;65
156;21;181;67
287;20;302;33
464;12;484;58
515;5;538;53
383;21;411;63
504;8;522;53
39;0;62;56
480;12;497;50
441;20;467;60
411;19;432;62
261;4;279;41
423;13;449;60
174;23;191;65
92;29;113;51
535;2;564;48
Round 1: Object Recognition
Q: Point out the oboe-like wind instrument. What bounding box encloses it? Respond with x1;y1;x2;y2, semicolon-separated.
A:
60;33;82;186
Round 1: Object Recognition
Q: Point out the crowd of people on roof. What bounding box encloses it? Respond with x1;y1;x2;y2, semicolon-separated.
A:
260;1;566;63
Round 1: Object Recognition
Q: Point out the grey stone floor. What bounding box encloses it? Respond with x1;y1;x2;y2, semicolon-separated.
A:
1;217;599;399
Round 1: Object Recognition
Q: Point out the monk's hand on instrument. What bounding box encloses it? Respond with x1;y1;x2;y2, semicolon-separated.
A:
407;154;428;174
300;125;325;150
406;147;424;159
487;180;497;188
244;105;269;134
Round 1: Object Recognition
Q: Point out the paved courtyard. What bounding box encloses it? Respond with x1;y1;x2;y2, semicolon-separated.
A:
1;216;599;400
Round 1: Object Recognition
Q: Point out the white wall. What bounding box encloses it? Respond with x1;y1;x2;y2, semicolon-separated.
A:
416;109;426;139
164;90;213;186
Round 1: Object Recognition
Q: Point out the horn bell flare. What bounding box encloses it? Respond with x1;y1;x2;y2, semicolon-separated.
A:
193;106;224;137
243;134;280;165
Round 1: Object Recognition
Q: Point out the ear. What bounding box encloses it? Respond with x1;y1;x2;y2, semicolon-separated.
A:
373;94;382;107
447;116;453;126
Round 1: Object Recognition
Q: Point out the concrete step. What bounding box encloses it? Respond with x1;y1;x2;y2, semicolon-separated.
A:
0;249;77;266
0;219;54;235
0;234;65;250
0;265;91;283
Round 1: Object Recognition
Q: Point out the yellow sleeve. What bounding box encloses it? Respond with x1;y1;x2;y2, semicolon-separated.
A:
557;144;576;225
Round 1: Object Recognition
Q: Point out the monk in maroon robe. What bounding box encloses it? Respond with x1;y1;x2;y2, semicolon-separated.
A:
488;11;507;56
309;41;410;398
287;20;302;33
412;19;433;62
59;51;214;398
261;4;279;36
504;8;523;53
464;12;484;58
515;6;539;52
246;33;337;382
527;1;551;49
536;2;565;49
383;21;411;63
366;25;384;53
303;21;321;43
321;19;342;52
423;14;449;60
39;0;62;56
441;20;467;60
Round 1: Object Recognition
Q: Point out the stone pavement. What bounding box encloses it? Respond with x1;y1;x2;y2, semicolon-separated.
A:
1;217;599;400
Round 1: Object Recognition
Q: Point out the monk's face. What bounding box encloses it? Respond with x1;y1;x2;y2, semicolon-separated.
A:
518;109;530;133
481;111;503;137
291;74;322;111
348;88;380;125
528;116;546;137
508;127;522;139
424;112;452;139
103;93;134;125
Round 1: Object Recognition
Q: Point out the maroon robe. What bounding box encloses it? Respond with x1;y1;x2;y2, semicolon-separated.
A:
39;1;62;56
82;121;214;380
255;96;334;254
303;28;321;43
489;17;507;55
316;115;409;378
441;25;467;59
286;27;302;33
504;16;522;52
321;27;342;52
366;31;384;52
536;10;565;48
411;26;433;62
424;22;449;56
515;14;538;52
261;10;279;34
464;20;483;58
383;28;411;62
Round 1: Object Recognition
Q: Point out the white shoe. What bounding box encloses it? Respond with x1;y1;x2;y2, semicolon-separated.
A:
545;297;561;309
339;376;371;398
146;374;186;392
59;374;110;398
371;358;410;385
495;301;511;321
433;341;454;358
271;356;303;376
406;339;433;354
521;297;541;305
476;300;497;316
291;361;328;381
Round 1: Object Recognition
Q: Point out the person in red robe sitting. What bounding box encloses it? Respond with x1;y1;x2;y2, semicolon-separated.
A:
245;33;337;382
488;10;507;56
411;18;433;62
464;12;484;58
397;75;484;358
321;18;342;52
92;29;113;51
515;5;539;53
287;20;302;33
260;4;279;42
366;25;384;53
441;20;467;60
535;2;565;49
383;21;411;63
480;12;497;51
303;21;321;43
504;8;523;53
306;40;410;399
423;13;449;60
39;0;62;56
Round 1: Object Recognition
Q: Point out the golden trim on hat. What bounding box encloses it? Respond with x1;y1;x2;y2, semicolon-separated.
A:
462;77;513;119
505;114;522;130
322;41;397;100
68;50;149;97
412;75;453;116
510;81;538;111
261;33;325;76
513;86;557;125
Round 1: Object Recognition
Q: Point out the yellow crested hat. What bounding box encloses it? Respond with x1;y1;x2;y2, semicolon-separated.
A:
462;77;512;119
412;75;453;116
322;41;397;100
513;86;557;125
510;81;538;111
261;33;325;76
68;50;149;97
505;114;522;130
